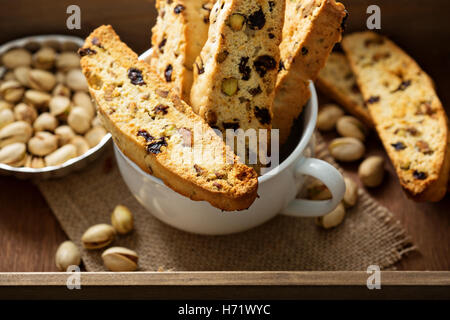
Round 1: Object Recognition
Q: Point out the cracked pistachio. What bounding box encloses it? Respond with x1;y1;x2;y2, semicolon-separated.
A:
56;52;80;71
317;104;344;131
81;223;116;250
0;121;33;147
28;131;58;156
329;137;365;162
85;126;107;148
101;247;138;271
111;205;134;235
0;108;14;129
66;69;88;92
2;48;32;68
336;116;368;141
33;112;58;132
55;125;75;146
49;95;71;116
28;69;56;92
33;46;57;70
13;66;31;86
0;142;26;166
68;106;91;134
70;135;90;156
24;90;52;107
306;180;331;200
14;103;37;124
0;80;24;103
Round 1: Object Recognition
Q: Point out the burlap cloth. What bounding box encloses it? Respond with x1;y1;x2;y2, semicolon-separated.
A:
36;133;415;271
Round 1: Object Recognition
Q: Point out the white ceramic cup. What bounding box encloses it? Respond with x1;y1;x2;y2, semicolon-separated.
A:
113;49;345;235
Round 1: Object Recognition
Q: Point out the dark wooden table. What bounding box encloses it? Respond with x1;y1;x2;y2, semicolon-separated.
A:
0;0;449;272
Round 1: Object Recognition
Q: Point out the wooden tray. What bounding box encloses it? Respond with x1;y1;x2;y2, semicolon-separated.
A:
0;0;449;298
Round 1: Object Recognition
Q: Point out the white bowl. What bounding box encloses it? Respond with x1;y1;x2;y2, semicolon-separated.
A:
0;35;111;179
112;49;345;235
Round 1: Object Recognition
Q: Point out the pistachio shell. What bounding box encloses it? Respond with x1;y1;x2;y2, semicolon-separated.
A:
2;48;32;68
343;177;358;208
24;90;52;107
55;125;75;146
52;83;71;97
111;205;134;234
70;135;90;156
306;180;332;200
101;247;138;271
0;142;26;165
33;47;56;70
44;144;77;166
0;121;33;147
56;52;80;71
68;106;91;134
336;116;367;141
49;95;71;116
0;108;14;129
14;103;37;124
317;104;344;131
72;91;95;118
66;69;88;91
0;80;24;103
82;224;116;250
358;156;385;187
0;100;13;111
55;241;81;271
28;69;56;92
316;203;346;229
85;126;107;148
328;137;365;162
28;131;58;156
33;112;58;132
13;66;31;86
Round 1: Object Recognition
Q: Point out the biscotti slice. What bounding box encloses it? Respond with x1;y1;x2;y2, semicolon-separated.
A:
190;0;285;169
79;25;258;211
150;0;215;103
316;52;373;126
274;0;347;144
342;31;450;201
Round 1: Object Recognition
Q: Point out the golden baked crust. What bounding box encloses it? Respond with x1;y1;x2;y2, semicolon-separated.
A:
80;25;258;211
316;52;373;127
190;0;285;169
343;31;449;201
150;0;214;103
274;0;347;144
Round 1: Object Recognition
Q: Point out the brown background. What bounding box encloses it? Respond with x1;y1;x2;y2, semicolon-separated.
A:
0;0;449;271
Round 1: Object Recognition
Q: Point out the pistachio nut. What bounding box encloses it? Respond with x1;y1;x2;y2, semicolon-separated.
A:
55;72;66;84
28;69;56;92
25;156;45;169
14;103;37;124
56;52;80;71
221;78;238;96
32;47;56;70
33;112;58;132
0;121;33;147
328;137;365;162
0;80;24;103
306;180;332;200
91;115;102;127
28;131;58;156
101;247;138;271
111;205;134;235
358;156;385;187
52;83;71;97
42;40;61;52
70;135;90;156
61;41;80;52
85;126;107;148
55;125;75;146
2;71;16;81
2;48;32;69
66;69;88;91
228;13;246;31
336;116;367;141
55;241;81;271
0;142;26;166
0;108;14;129
44;144;77;166
317;104;344;131
49;95;71;116
0;100;13;111
343;177;358;208
68;106;91;134
81;224;116;250
72;91;95;118
316;203;346;229
13;66;31;86
24;90;52;107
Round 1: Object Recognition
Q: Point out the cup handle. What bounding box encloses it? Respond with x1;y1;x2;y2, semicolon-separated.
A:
280;157;345;217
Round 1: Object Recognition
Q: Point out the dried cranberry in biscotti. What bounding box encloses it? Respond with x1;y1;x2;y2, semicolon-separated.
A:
128;68;146;86
247;7;265;30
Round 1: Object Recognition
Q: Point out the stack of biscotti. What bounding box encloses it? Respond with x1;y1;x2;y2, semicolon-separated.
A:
342;31;450;201
273;0;347;144
190;0;285;170
316;52;373;126
79;25;258;211
149;0;215;103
